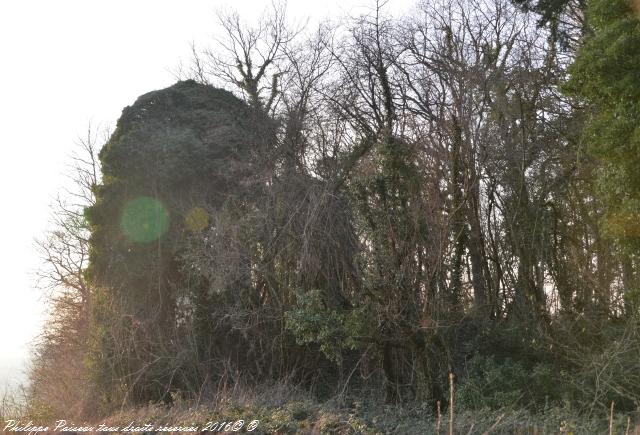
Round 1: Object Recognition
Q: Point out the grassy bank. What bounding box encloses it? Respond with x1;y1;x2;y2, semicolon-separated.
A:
7;382;638;434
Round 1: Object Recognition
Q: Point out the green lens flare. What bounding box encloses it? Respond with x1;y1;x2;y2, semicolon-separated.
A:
121;196;170;243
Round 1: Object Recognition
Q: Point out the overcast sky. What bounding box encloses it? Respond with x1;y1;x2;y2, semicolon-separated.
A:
0;0;415;394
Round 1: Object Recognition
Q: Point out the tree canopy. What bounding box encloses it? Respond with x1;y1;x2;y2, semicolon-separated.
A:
566;0;640;249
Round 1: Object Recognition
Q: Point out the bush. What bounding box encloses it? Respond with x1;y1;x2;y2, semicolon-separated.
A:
457;355;558;411
285;289;368;364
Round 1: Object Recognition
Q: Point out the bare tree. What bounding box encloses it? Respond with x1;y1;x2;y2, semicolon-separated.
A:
185;1;297;115
29;125;104;418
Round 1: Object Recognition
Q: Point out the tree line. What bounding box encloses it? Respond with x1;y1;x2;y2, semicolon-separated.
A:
27;0;640;420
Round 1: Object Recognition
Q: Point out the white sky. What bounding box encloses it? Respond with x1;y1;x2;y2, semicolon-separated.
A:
0;0;415;394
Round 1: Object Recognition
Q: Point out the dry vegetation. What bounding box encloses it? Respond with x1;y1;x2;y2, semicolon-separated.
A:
8;381;640;434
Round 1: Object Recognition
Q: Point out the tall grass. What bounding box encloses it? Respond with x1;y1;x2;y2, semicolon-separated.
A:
0;384;26;421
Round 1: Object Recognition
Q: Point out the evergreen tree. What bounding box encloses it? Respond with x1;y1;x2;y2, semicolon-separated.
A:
566;0;640;249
